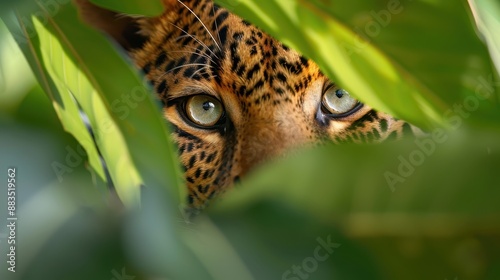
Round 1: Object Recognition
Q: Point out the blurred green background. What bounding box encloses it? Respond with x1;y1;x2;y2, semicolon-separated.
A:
1;0;500;279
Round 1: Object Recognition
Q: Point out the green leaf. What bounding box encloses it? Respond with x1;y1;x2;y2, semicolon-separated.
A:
2;2;184;207
215;0;498;129
89;0;163;16
0;0;30;17
468;0;500;74
0;19;36;114
2;12;107;185
209;130;500;279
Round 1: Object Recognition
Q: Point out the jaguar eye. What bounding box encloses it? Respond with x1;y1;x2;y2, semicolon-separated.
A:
185;95;224;127
322;86;361;117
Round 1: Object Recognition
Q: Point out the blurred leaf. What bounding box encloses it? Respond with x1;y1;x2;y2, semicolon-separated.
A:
1;3;184;207
124;187;214;280
468;0;500;74
0;0;30;17
209;130;500;279
185;210;381;279
215;0;498;129
89;0;163;16
0;128;214;280
181;217;256;280
10;177;129;280
0;19;36;114
215;131;500;224
2;12;106;187
0;118;110;280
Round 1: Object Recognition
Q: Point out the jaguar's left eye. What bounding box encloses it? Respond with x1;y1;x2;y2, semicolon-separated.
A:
185;95;224;128
322;86;361;117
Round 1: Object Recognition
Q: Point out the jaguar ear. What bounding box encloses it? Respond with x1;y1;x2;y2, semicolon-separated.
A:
74;0;156;51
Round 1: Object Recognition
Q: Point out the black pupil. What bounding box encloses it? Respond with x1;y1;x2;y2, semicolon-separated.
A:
202;101;214;111
335;90;344;99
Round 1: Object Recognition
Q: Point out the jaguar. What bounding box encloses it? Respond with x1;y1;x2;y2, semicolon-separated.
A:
76;0;417;209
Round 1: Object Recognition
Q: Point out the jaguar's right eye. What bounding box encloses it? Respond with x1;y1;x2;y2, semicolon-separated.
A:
184;95;225;128
321;86;362;118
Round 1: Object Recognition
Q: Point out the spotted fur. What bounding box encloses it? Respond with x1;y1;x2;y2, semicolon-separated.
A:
76;0;416;208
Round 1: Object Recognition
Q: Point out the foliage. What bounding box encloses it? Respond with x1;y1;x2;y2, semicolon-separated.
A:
1;0;499;279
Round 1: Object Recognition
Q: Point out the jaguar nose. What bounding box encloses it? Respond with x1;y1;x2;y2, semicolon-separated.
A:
238;125;282;176
236;118;310;178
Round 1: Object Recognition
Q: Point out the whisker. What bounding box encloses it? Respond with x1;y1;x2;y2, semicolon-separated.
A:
212;4;223;48
189;66;210;79
174;35;222;62
176;0;222;52
166;63;213;75
169;22;220;60
174;34;191;40
156;63;214;82
168;49;217;65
